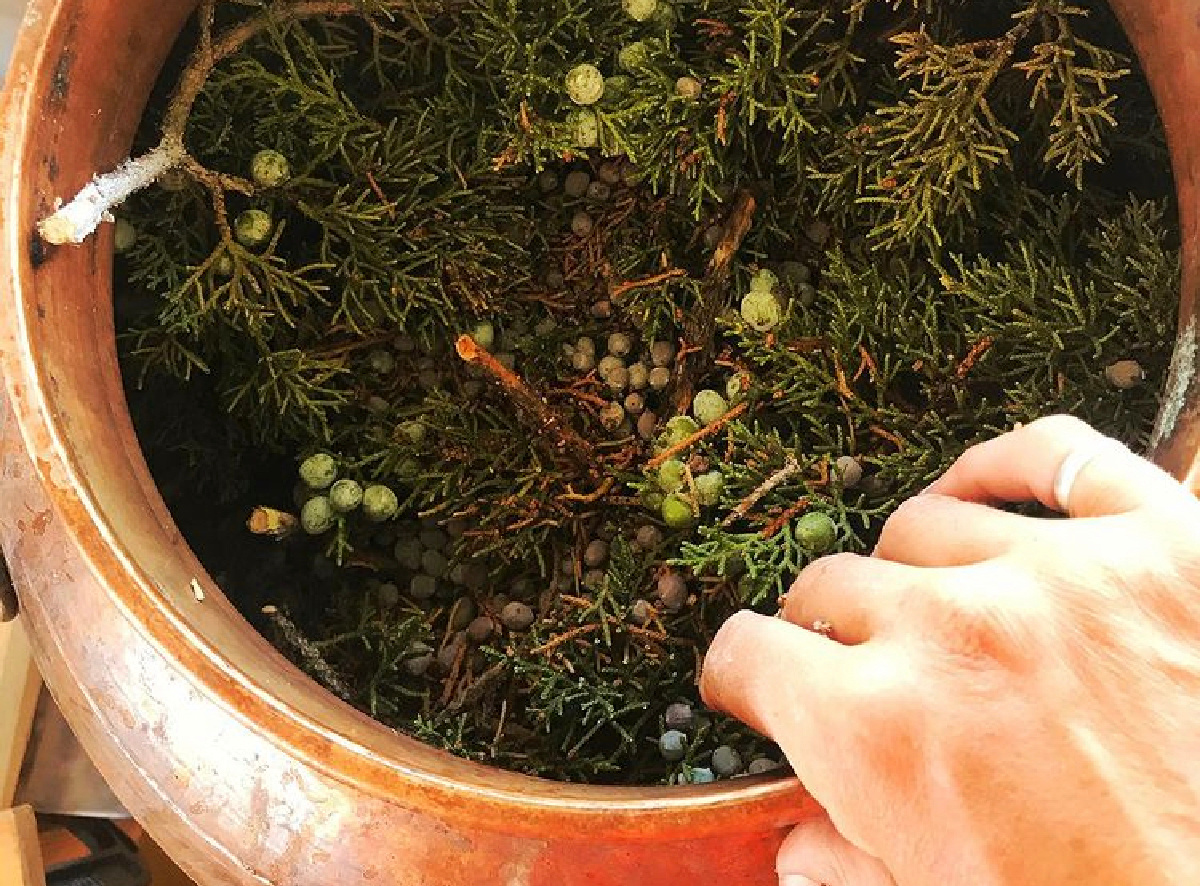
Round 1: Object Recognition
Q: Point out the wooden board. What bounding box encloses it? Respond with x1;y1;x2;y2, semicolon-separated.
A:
0;805;45;886
138;833;200;886
0;618;41;807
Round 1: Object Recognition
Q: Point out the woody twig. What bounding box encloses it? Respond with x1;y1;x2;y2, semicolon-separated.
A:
456;335;601;481
672;191;757;412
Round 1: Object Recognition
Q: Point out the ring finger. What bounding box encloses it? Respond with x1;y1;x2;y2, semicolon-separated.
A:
780;553;938;644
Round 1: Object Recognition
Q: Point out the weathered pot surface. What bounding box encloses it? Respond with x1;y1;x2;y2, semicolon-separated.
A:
0;1;1198;884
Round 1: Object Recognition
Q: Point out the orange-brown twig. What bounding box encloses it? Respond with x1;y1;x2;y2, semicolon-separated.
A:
610;268;687;300
558;476;616;504
646;401;749;470
549;388;610;409
785;336;829;355
854;344;878;384
709;192;757;274
955;335;994;380
456;334;599;479
815;457;830;488
831;352;856;401
558;594;595;611
761;498;809;539
531;623;603;656
365;170;396;218
715;91;737;145
626;624;671;644
695;18;735;38
870;425;908;451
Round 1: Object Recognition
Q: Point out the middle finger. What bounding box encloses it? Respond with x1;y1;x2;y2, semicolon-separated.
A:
874;493;1062;567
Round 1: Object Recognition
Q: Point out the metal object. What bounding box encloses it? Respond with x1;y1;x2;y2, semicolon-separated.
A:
0;6;812;884
15;687;127;818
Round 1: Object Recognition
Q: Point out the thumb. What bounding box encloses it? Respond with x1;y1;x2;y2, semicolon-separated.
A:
778;813;897;886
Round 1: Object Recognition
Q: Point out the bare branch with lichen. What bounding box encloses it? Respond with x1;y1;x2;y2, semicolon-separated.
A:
37;0;361;246
38;140;186;245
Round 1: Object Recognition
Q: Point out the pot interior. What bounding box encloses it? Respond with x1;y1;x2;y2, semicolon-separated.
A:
3;0;807;832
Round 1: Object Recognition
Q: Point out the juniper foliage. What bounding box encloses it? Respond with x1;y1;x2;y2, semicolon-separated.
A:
118;0;1178;783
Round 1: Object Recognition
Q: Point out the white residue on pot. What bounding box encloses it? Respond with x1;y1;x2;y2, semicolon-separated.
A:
1150;315;1197;451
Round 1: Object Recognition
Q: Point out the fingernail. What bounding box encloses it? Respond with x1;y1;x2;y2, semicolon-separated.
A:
779;876;823;886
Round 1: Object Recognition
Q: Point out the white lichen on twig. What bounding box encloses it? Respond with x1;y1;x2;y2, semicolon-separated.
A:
37;140;186;245
261;604;354;701
35;0;361;248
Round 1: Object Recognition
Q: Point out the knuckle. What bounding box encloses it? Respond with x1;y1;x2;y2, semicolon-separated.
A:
839;648;923;737
1140;500;1200;554
876;494;938;545
1168;531;1200;587
789;551;861;595
1027;413;1093;439
1081;516;1200;635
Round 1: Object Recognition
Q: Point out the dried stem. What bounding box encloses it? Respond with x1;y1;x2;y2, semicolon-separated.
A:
447;661;507;714
609;268;686;300
557;476;615;504
645;401;748;470
37;141;186;245
709;193;757;273
261;605;353;700
955;335;995;379
164;0;359;135
530;623;602;656
722;455;801;528
761;498;809;539
455;334;601;480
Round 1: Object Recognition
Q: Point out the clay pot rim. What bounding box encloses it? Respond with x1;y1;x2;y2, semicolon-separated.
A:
0;0;809;839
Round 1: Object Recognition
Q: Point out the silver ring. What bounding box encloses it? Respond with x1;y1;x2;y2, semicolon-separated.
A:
1051;442;1121;514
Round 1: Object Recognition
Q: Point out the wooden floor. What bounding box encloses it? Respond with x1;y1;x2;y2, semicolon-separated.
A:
1;616;44;886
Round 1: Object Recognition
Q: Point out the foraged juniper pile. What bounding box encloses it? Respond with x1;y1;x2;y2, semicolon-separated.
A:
111;0;1180;784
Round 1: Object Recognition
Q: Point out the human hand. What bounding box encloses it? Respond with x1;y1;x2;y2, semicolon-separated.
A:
701;415;1200;886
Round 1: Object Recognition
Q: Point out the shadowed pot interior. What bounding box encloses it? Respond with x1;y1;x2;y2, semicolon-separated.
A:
2;1;1200;884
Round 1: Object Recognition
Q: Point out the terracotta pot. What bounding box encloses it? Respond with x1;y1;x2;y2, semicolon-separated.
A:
0;2;1197;884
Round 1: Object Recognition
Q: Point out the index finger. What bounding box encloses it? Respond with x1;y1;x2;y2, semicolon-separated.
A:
701;611;857;776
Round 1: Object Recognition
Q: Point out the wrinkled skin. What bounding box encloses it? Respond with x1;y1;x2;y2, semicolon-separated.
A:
702;416;1200;886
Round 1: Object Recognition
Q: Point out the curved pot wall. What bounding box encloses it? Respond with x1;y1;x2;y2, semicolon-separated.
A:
0;1;1197;883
